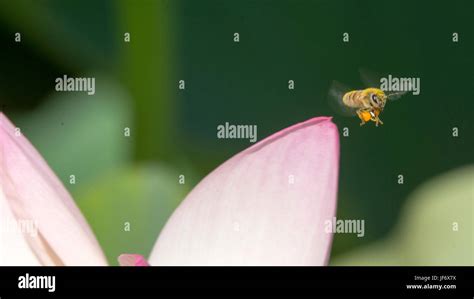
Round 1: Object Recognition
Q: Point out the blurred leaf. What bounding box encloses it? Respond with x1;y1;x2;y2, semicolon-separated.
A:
76;163;190;265
331;240;403;266
14;77;132;193
399;165;474;265
331;165;474;265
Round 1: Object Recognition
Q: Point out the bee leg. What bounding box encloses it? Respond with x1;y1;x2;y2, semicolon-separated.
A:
356;110;366;126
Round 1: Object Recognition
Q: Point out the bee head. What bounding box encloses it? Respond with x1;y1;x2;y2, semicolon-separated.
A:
369;89;387;110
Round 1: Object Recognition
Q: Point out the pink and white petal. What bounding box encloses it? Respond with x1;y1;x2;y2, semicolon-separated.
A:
118;254;149;266
0;191;41;265
0;113;107;266
150;117;339;266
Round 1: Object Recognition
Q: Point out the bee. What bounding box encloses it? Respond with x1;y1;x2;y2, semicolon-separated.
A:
328;70;406;127
342;87;387;126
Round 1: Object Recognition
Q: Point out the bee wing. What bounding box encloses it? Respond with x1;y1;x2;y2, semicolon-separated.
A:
359;68;408;101
327;80;357;117
386;90;408;101
358;68;384;89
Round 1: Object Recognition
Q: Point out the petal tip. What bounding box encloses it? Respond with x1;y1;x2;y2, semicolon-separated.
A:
245;116;339;154
150;115;340;266
118;254;150;267
283;116;338;134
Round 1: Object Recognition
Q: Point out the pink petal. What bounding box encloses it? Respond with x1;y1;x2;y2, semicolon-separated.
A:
118;254;150;266
149;117;339;265
0;191;41;265
0;113;107;265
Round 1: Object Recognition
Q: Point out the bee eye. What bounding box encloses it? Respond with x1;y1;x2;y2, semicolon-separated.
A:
371;94;378;104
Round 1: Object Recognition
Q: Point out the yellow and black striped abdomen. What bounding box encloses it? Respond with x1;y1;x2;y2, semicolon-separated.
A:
342;90;364;108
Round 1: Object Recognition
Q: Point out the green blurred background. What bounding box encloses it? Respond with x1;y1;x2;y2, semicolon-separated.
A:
0;0;472;265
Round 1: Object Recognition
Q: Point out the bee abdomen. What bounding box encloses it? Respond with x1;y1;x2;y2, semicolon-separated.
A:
342;90;363;108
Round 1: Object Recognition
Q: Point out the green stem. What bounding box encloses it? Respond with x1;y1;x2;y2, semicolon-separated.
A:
117;0;176;162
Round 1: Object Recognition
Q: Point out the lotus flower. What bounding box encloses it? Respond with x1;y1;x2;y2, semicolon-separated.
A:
0;113;339;266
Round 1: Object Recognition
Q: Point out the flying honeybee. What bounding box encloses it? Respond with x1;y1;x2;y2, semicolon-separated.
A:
342;87;387;126
329;70;406;127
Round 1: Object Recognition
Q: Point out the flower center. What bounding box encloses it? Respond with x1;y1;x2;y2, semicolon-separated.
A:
118;254;149;266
